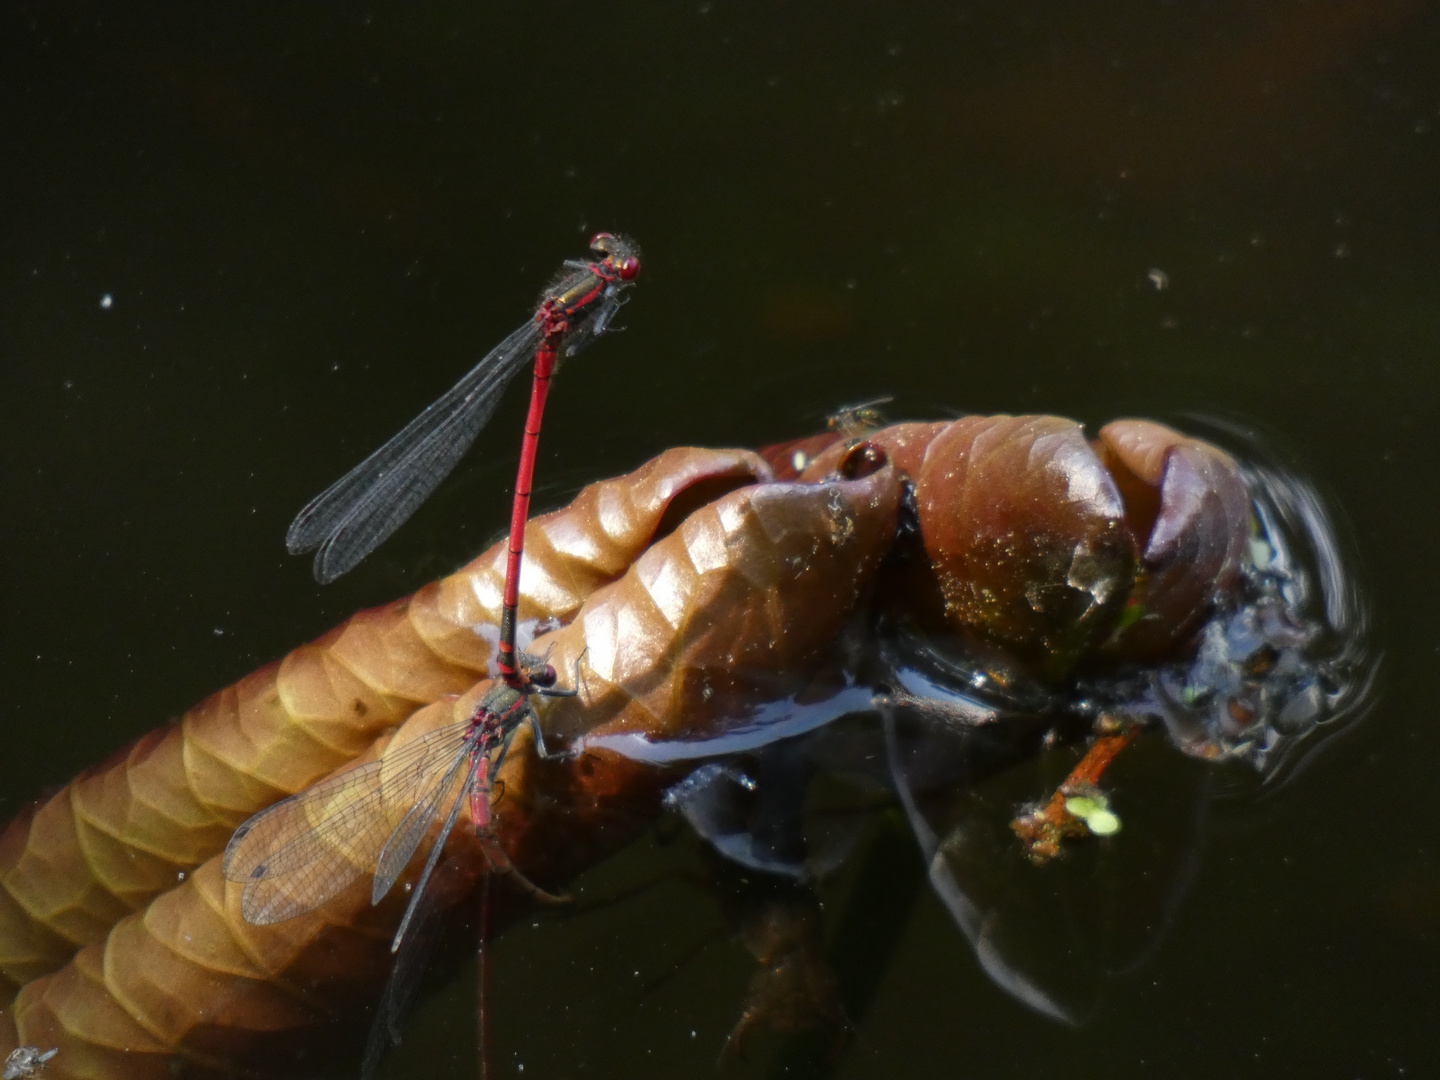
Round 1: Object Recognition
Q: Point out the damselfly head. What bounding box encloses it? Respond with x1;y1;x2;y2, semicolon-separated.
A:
590;232;643;281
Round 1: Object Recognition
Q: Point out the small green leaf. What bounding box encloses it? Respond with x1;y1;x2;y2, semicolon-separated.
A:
1085;808;1121;835
1065;795;1122;836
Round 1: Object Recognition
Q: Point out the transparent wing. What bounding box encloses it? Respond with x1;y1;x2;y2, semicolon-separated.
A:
287;319;542;582
371;744;475;904
388;751;482;952
222;721;470;924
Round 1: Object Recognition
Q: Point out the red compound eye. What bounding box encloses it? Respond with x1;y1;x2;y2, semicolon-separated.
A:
618;255;640;281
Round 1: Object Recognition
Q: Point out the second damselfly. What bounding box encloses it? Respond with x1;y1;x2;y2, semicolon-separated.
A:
287;233;641;583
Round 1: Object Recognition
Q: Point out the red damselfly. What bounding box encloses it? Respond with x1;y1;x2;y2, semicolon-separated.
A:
221;651;572;927
238;233;639;1073
222;650;579;1075
287;233;642;584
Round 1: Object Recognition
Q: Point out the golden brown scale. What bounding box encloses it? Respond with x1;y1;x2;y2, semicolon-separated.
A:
1093;420;1251;661
794;420;946;482
0;460;899;1078
795;415;1250;678
0;415;1254;1069
757;431;842;480
913;416;1139;679
0;447;770;1000
0;419;1247;1002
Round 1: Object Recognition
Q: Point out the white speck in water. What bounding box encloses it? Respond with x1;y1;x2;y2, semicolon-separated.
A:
177;871;186;881
213;627;225;636
1146;268;1168;291
99;293;114;309
690;1030;697;1039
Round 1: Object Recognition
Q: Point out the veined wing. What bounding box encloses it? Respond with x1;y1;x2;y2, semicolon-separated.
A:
287;319;543;583
388;750;482;952
370;741;475;904
359;762;482;1080
222;721;471;924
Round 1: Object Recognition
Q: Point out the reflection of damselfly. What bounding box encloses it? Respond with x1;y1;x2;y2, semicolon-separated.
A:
222;652;574;941
287;233;641;583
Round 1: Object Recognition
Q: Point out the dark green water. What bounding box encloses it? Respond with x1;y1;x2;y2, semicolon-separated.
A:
3;2;1438;1078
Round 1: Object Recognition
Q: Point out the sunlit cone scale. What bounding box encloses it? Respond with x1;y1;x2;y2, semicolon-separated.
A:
0;448;772;999
788;416;1250;676
0;418;1254;1005
1091;419;1251;660
0;459;902;1077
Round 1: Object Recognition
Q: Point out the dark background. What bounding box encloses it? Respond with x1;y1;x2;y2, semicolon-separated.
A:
3;2;1438;1078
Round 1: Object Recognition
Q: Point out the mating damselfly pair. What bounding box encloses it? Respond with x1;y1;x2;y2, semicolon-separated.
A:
226;232;641;1075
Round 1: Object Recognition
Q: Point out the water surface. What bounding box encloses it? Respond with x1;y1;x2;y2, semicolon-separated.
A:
3;3;1438;1078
